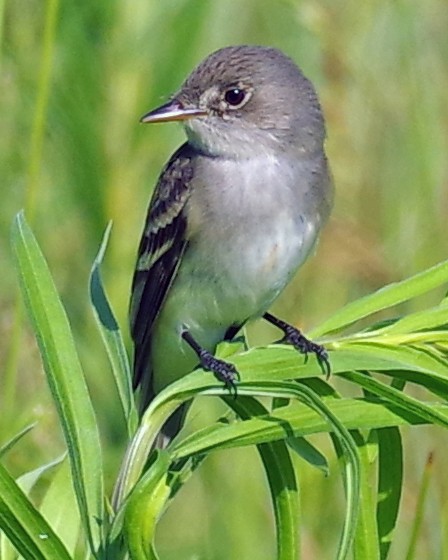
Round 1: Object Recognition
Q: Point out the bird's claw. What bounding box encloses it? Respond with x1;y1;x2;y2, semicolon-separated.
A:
281;325;331;378
199;350;240;398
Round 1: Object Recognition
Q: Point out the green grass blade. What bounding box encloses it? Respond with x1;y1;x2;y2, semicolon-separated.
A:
287;436;329;475
335;343;448;398
11;211;104;553
0;424;36;459
0;456;63;560
39;459;82;557
171;381;360;560
171;396;443;459
16;455;65;496
123;451;171;560
226;396;300;560
339;370;448;428
310;259;448;337
376;427;403;560
89;222;137;437
351;432;380;560
356;304;448;338
0;462;72;560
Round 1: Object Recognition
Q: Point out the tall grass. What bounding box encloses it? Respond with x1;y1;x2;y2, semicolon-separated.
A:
1;0;448;558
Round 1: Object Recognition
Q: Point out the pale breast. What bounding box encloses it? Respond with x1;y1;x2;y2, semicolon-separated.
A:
181;153;323;324
150;151;329;387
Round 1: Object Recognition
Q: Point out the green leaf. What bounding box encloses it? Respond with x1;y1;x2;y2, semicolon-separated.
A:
89;222;138;438
40;459;82;557
0;462;72;560
310;258;448;337
287;436;329;475
376;427;403;560
226;396;300;560
175;381;360;560
114;337;446;510
123;451;171;560
11;211;104;553
357;304;448;338
171;396;441;459
334;343;448;399
352;431;380;560
339;370;448;428
0;424;36;459
16;455;65;496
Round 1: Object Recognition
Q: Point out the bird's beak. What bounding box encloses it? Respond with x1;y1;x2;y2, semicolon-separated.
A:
140;99;207;123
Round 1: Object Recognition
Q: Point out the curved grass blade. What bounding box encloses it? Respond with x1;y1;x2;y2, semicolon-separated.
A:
0;462;72;560
0;424;36;459
339;370;448;428
334;343;448;399
11;211;104;553
171;381;360;560
123;451;171;560
172;394;443;459
112;393;184;510
89;222;137;437
351;304;448;339
226;396;300;560
311;258;448;338
16;455;65;496
114;337;448;512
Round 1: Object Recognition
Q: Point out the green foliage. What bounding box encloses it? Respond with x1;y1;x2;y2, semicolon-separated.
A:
11;212;104;553
2;1;448;558
2;211;448;559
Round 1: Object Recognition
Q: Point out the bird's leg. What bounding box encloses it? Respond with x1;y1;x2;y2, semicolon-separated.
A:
263;312;330;377
181;330;240;397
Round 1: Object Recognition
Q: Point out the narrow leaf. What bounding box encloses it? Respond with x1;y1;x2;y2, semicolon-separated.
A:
0;462;72;560
352;432;380;560
339;370;448;429
11;211;104;552
172;397;440;459
377;428;403;560
123;451;171;560
0;424;36;459
40;459;82;556
311;258;448;337
226;396;300;560
287;436;329;475
89;222;137;437
16;455;65;496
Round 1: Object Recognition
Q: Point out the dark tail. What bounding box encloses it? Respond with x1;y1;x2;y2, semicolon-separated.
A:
151;402;191;450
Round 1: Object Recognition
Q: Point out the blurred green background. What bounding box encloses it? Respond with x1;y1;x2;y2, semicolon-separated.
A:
2;0;448;558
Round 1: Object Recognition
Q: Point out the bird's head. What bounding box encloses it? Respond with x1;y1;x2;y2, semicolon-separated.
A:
141;45;325;159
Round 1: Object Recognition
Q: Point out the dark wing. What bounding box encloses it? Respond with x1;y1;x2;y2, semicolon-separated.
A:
130;143;195;403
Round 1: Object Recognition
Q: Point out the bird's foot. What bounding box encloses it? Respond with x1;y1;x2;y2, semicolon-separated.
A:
263;313;330;377
198;350;240;398
181;330;240;397
281;326;330;378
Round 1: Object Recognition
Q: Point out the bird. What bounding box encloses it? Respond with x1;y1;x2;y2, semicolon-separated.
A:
130;45;334;446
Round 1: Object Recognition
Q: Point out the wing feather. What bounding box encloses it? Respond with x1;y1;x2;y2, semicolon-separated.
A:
130;143;195;399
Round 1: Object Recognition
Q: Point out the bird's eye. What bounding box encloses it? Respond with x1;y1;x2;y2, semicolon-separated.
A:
224;88;246;107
